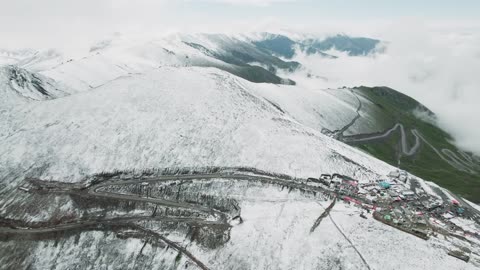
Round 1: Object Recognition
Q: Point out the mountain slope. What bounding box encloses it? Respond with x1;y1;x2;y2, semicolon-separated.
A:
312;87;480;202
0;67;389;183
303;34;381;56
0;49;64;71
248;83;480;202
0;65;70;107
251;33;380;58
1;66;478;270
0;32;381;91
36;33;298;89
345;86;480;202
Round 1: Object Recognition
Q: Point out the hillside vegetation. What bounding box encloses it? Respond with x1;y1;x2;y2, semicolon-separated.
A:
347;86;480;202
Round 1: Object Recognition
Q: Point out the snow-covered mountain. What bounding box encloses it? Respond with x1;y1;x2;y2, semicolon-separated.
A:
0;48;64;72
0;32;381;91
0;65;70;106
0;49;37;66
0;33;479;270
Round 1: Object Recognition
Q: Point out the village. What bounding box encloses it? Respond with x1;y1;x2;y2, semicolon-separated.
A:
306;170;480;263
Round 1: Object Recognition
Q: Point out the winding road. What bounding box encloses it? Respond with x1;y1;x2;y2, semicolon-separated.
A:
329;90;479;175
344;123;421;157
343;123;478;174
3;170;338;270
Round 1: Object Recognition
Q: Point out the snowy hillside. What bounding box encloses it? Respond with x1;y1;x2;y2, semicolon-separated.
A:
0;49;37;66
0;49;64;72
0;32;380;92
0;67;391;183
11;33;299;90
1;66;479;269
0;65;70;107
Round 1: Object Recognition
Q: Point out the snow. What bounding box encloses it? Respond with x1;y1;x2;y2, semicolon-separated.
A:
450;217;480;234
465;199;480;212
419;180;442;200
0;48;38;66
248;82;360;133
188;188;478;270
0;48;64;72
0;67;394;185
1;33;478;269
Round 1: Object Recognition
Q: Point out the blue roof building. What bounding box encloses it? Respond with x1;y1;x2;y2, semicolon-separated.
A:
379;181;391;189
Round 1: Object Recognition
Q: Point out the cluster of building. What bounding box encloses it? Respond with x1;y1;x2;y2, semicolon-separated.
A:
306;169;479;263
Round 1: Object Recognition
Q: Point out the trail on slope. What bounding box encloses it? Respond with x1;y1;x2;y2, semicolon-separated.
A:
313;201;372;270
332;90;363;139
310;197;336;233
328;214;372;270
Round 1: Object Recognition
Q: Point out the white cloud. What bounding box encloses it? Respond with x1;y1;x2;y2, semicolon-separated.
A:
0;0;171;54
197;0;295;6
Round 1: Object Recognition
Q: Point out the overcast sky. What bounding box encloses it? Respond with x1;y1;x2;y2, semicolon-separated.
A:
2;0;480;50
1;0;480;154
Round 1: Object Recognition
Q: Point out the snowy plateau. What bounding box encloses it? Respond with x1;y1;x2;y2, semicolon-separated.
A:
0;33;479;270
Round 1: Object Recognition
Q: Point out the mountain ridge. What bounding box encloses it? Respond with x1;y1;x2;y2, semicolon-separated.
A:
1;32;479;270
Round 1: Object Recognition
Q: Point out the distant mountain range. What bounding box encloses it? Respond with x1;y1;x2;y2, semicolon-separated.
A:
253;33;380;58
0;33;381;86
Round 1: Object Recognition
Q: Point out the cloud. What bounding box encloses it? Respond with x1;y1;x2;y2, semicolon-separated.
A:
288;20;480;155
0;0;171;54
0;0;294;53
200;0;295;6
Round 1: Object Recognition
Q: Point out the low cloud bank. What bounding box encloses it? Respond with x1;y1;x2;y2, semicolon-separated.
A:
288;25;480;155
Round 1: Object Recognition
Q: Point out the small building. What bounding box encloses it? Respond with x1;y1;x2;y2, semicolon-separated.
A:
412;228;429;240
402;190;415;198
448;250;470;262
415;219;428;229
442;212;454;219
388;190;398;197
379;181;391;189
320;174;332;180
393;208;403;217
342;178;359;187
307;177;321;184
18;186;30;192
428;202;442;211
308;177;331;187
388;171;400;178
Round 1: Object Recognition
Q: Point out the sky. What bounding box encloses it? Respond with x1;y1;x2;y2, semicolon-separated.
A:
1;0;480;154
2;0;480;50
